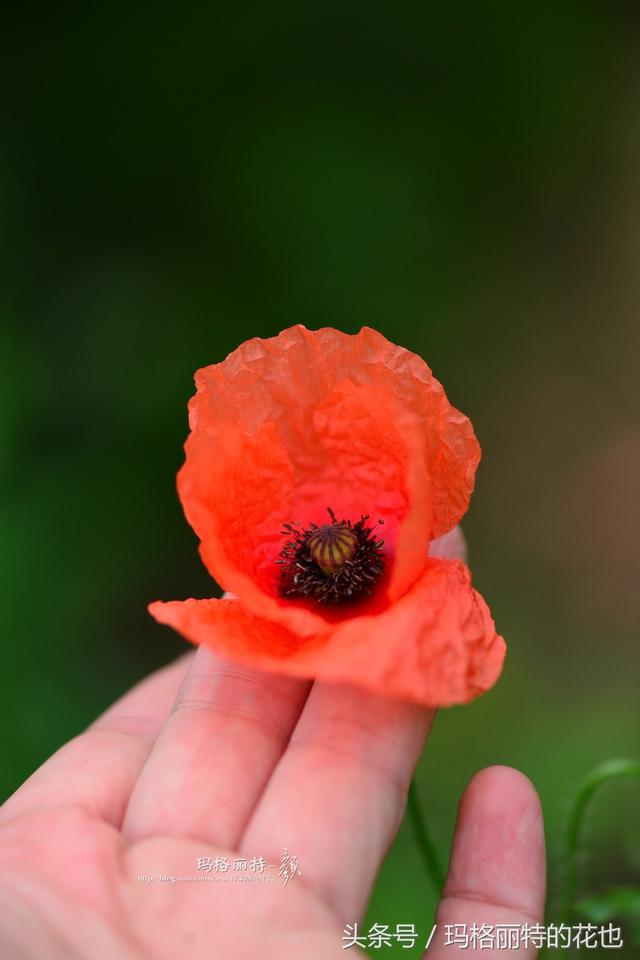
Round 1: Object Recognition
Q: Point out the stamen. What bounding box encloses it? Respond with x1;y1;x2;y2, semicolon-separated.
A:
276;507;385;604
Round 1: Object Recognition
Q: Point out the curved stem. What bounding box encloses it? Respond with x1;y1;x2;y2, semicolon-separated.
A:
560;758;640;923
407;778;446;896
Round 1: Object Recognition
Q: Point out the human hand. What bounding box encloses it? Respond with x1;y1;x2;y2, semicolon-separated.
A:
0;528;544;959
0;645;545;959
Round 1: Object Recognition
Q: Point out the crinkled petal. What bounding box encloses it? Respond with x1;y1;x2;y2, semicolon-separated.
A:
178;325;479;624
149;558;505;707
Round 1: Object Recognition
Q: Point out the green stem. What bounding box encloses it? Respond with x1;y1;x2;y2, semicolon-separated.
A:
407;778;446;895
560;758;640;923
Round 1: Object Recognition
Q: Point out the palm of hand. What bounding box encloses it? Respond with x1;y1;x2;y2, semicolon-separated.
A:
0;804;343;958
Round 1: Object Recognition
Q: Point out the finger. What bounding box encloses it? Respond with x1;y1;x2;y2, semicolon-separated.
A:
240;681;434;923
122;644;311;847
234;526;465;914
426;765;546;958
428;525;467;562
1;652;194;827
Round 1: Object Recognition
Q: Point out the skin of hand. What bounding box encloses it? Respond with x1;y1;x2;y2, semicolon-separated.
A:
0;531;546;959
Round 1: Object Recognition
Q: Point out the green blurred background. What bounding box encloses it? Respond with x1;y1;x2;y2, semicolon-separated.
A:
2;1;639;955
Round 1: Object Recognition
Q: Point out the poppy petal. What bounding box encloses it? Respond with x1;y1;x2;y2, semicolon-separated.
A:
149;558;505;707
178;326;480;624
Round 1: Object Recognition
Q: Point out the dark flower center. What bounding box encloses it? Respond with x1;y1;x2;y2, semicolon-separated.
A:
276;507;385;604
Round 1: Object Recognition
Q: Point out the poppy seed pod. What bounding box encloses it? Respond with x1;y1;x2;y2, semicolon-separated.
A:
308;522;358;575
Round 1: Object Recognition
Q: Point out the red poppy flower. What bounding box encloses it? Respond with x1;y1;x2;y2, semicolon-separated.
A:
150;326;505;706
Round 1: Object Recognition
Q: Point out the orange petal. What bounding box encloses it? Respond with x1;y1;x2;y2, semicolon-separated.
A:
178;326;480;624
149;558;505;707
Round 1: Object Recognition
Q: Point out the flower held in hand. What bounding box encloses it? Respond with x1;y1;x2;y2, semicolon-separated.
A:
150;326;505;706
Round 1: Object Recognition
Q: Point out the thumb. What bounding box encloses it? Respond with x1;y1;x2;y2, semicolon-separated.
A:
425;765;546;958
